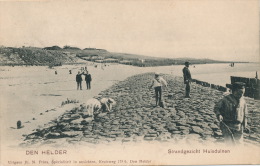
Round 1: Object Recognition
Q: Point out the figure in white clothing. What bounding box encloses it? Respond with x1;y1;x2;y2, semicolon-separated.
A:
100;98;116;112
85;98;101;119
149;72;167;107
85;98;116;119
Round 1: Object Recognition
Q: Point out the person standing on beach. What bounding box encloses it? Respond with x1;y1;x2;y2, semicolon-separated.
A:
214;82;249;145
182;61;192;98
149;72;168;107
83;71;92;90
76;71;83;90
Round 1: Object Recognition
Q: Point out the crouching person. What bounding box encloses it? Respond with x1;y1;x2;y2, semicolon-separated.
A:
100;98;116;112
85;98;116;120
85;98;101;120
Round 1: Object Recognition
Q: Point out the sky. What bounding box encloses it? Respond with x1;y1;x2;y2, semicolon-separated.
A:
0;0;259;62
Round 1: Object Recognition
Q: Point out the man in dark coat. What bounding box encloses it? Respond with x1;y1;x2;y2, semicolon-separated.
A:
214;82;248;145
76;71;83;90
83;71;92;90
182;61;192;98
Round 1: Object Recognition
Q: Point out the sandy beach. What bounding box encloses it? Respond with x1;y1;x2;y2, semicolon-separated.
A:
0;63;140;147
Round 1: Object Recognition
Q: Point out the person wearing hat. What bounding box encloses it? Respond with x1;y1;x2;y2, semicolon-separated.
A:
76;71;83;90
214;82;249;145
100;98;116;112
84;97;116;120
149;72;168;107
82;71;92;90
182;62;192;98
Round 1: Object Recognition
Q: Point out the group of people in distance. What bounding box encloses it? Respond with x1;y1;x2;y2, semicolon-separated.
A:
150;61;248;146
76;70;92;90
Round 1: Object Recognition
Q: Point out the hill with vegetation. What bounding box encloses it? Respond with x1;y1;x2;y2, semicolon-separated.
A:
0;46;80;67
0;46;234;67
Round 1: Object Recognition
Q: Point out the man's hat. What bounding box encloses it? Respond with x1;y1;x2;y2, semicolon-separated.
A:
232;82;246;90
155;72;160;76
185;62;190;65
108;98;116;104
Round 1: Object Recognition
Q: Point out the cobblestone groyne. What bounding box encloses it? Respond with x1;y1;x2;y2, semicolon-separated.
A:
22;73;260;146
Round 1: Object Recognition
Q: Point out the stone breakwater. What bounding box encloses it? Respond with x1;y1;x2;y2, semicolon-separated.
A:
22;73;260;146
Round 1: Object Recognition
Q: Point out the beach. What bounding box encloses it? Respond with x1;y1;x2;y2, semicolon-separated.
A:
0;63;259;147
1;63;260;165
0;63;137;147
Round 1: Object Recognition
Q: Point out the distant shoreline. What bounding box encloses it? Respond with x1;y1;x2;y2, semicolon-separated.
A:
0;61;252;67
0;46;253;67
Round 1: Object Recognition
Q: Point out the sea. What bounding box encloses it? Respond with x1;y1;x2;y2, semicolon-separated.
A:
142;63;260;87
0;63;259;87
